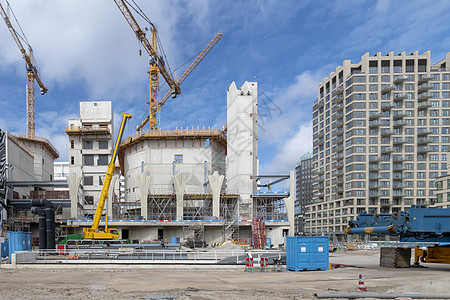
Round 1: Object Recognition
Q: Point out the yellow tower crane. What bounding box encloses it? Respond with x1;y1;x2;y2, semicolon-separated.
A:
135;32;223;131
0;1;48;138
114;0;180;131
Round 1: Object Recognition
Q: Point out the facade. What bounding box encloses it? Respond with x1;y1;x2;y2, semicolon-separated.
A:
65;101;114;217
434;174;450;208
54;162;69;182
307;50;450;241
294;150;313;234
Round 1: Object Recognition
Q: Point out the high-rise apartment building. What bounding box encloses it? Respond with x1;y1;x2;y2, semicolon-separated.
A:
307;50;450;241
294;150;313;234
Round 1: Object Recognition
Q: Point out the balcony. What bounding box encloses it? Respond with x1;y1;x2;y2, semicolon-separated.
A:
393;164;406;171
65;124;111;135
381;85;395;93
335;112;344;120
369;191;382;198
393;120;407;128
369;120;381;127
380;199;393;206
392;156;405;162
418;83;432;92
335;94;344;103
417;146;430;153
334;104;344;112
418;93;432;100
418;101;432;109
393;138;406;144
392;175;406;180
381;103;395;110
392;192;406;198
393;75;408;83
418;74;433;83
417;129;432;136
369;156;381;162
380;128;395;136
417;137;432;145
369;112;383;119
335;128;344;136
393;183;406;189
333;87;344;96
393;93;407;102
335;120;344;127
392;112;407;119
381;147;394;153
316;131;324;138
369;164;380;171
369;175;381;180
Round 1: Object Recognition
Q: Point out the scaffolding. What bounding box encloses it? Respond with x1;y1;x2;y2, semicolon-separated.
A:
253;196;288;221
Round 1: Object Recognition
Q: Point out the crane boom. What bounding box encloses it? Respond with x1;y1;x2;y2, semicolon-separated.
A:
135;33;223;131
0;1;48;138
83;113;132;239
113;0;180;96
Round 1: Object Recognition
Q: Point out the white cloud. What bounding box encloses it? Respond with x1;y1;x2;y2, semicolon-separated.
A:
262;121;312;174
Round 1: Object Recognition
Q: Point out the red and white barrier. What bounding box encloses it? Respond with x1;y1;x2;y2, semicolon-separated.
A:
245;254;268;272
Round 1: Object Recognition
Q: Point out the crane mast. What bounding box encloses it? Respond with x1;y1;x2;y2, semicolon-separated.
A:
0;1;48;138
136;33;223;131
113;0;180;131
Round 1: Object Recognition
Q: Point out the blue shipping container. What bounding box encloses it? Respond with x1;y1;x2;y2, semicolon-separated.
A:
8;231;32;258
286;236;329;271
266;238;271;248
171;237;180;244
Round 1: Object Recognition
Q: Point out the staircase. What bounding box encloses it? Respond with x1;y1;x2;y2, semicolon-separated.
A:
223;220;239;242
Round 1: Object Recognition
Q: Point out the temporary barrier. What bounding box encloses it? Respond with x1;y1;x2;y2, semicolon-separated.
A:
286;236;329;271
244;253;269;272
8;232;32;258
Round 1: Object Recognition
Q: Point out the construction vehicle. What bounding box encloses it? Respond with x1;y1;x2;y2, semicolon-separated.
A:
346;205;450;265
0;1;48;138
79;113;132;244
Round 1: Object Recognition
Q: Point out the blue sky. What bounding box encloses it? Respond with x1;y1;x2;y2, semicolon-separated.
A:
1;0;450;175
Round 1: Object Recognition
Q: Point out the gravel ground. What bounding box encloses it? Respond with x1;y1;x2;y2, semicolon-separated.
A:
1;251;449;299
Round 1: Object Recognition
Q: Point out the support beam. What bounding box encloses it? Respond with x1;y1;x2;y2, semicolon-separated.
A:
282;170;295;236
66;173;81;219
138;173;151;220
172;173;190;221
208;171;224;218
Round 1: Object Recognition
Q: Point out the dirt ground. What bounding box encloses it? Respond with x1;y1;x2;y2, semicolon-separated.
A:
1;250;450;299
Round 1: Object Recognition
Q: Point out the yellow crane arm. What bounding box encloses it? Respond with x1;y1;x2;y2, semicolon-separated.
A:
113;0;180;96
135;33;223;131
89;113;132;231
0;2;47;94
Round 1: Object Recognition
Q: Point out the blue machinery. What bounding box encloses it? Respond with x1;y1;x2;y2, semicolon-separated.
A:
346;205;450;265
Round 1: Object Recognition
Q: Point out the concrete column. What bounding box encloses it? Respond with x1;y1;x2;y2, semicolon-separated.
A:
172;173;190;221
107;175;118;219
138;173;152;220
66;173;81;219
282;170;295;237
208;171;224;219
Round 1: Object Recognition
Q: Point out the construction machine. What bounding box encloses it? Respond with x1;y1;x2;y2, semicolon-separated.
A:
81;113;132;243
346;205;450;265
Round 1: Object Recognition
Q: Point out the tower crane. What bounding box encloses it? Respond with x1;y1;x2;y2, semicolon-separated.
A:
135;32;223;131
0;1;48;138
114;0;180;131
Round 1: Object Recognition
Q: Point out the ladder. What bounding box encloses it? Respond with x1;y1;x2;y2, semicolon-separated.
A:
251;218;266;249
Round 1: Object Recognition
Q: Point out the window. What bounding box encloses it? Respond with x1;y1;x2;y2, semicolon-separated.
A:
99;141;108;149
381;75;390;82
84;176;93;186
84;155;94;166
97;155;109;166
174;154;183;164
85;196;94;205
70;156;74;165
70;140;74;149
83;140;93;149
99;176;103;186
369;75;378;82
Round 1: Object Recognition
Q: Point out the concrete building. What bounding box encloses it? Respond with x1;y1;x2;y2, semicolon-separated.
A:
307;50;450;241
65;82;293;246
294;150;313;234
54;162;69;182
65;101;114;219
434;174;450;208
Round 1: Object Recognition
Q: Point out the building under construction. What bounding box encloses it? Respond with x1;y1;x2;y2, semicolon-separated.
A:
65;81;294;246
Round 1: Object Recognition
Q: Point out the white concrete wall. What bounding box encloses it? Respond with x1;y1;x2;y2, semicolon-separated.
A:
6;133;34;198
226;81;258;219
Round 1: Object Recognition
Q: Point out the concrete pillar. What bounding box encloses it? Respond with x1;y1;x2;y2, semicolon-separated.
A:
138;173;152;220
107;175;118;219
208;171;224;219
66;173;81;219
172;173;190;221
282;170;295;237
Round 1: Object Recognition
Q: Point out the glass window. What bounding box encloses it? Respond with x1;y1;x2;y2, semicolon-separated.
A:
97;155;109;166
99;141;108;149
83;140;93;149
84;176;93;186
84;155;94;166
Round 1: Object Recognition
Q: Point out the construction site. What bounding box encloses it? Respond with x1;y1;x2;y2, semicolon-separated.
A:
2;1;450;300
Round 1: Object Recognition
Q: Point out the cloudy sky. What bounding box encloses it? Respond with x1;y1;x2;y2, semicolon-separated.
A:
1;0;450;175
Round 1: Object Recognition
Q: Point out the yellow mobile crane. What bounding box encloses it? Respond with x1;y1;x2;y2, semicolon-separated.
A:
82;113;132;241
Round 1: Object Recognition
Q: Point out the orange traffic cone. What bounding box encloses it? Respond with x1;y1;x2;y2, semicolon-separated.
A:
358;274;367;292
